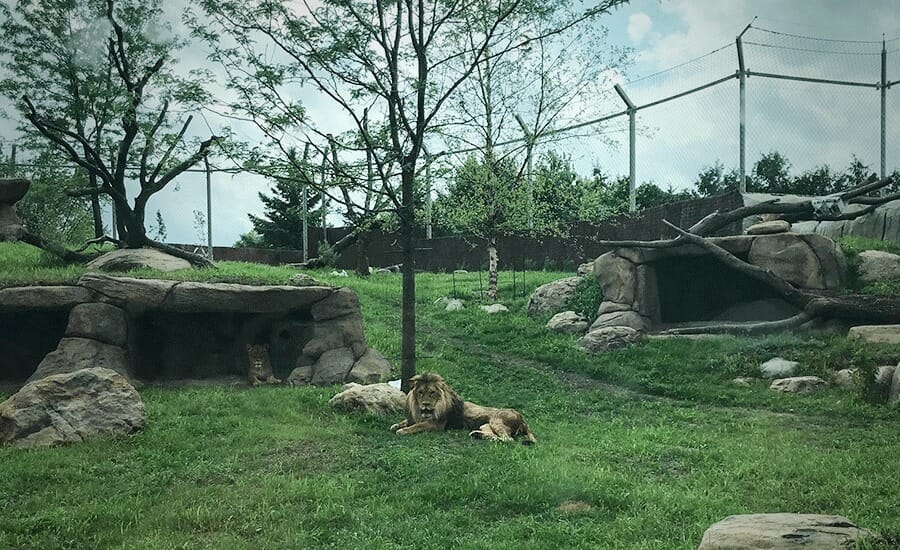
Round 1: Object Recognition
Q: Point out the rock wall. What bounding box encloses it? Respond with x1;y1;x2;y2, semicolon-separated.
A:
0;274;390;387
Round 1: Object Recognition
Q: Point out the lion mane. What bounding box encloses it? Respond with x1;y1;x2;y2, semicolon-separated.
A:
389;372;536;444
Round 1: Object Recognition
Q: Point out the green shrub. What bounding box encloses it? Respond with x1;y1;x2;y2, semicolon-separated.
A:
568;276;603;321
316;240;339;267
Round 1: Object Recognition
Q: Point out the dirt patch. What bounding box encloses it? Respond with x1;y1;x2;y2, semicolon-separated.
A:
556;500;593;514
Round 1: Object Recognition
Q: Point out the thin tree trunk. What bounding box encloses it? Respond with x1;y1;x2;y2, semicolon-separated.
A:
400;166;417;393
87;172;103;238
487;235;499;301
356;230;371;277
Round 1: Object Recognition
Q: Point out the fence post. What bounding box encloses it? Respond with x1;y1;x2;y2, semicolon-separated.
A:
514;114;535;228
614;84;636;212
425;153;433;239
7;145;16;177
204;154;213;260
301;143;311;263
319;150;328;244
881;37;887;183
737;35;747;193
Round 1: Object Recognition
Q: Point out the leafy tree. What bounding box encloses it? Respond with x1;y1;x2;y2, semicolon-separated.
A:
195;0;619;390
694;160;741;197
749;151;792;193
247;170;323;250
4;0;218;265
578;168;694;222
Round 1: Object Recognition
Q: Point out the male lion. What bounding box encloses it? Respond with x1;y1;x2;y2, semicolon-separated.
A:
389;372;536;444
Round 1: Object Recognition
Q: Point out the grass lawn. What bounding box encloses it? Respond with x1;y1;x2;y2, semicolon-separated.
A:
1;244;899;548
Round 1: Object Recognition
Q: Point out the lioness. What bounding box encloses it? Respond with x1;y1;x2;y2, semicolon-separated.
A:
390;372;536;444
246;344;281;386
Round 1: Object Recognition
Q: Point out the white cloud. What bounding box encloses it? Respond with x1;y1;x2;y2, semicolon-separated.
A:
627;13;653;44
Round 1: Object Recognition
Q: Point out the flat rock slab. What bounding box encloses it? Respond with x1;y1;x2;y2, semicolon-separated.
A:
161;281;333;313
0;367;145;449
480;304;509;314
577;326;641;354
847;324;900;344
698;513;879;549
328;382;405;416
769;376;828;395
86;248;192;273
0;286;94;313
546;311;589;334
746;220;791;235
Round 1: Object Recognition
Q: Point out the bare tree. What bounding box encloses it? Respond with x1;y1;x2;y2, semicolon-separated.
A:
11;0;217;265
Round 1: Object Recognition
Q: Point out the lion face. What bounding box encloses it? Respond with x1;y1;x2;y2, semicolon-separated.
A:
407;373;460;423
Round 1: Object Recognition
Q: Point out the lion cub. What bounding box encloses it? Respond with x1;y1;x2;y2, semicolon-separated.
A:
246;344;281;386
390;372;536;444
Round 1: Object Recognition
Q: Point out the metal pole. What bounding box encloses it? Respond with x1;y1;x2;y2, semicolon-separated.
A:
514;114;535;228
301;143;310;263
109;149;117;240
737;36;747;193
8;143;16;178
881;37;887;183
319;151;328;244
204;155;213;260
614;84;636;212
425;156;433;239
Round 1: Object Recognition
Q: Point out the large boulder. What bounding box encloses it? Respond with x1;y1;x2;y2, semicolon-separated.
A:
848;324;900;344
328;382;405;416
890;366;900;406
27;337;131;384
546;311;589;334
310;347;357;386
526;276;583;317
77;274;177;309
0;368;145;449
0;286;94;313
698;513;879;549
0;178;30;204
858;249;900;284
86;248;192;273
747;233;845;290
577;326;641;354
302;315;367;359
346;348;392;384
311;287;361;320
594;253;635;305
590;310;650;332
65;303;127;346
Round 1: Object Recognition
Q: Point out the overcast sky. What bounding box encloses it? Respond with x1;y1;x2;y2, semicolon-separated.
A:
2;0;898;246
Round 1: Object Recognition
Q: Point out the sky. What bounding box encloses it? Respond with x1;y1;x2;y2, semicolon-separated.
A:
1;0;898;246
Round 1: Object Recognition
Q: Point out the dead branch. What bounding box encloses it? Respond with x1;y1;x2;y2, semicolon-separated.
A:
19;230;100;264
72;235;123;252
145;239;215;268
660;312;811;336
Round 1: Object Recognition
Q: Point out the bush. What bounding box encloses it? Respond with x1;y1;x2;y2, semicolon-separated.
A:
317;240;339;267
568;276;603;322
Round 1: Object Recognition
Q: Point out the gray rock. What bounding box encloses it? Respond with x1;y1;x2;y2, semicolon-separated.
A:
848;324;900;344
290;273;325;287
748;234;837;290
0;204;24;241
311;288;361;321
698;513;879;550
858;249;900;283
890;365;900;406
0;368;145;449
0;178;30;204
161;281;332;313
546;311;589;334
346;348;392;384
769;376;828;395
875;365;896;386
328;382;405;416
444;298;465;311
310;347;356;386
287;364;313;386
526;276;583;317
0;285;94;313
28;337;131;384
576;262;593;277
65;303;127;346
746;220;791;235
594;253;636;305
730;377;757;387
86;248;192;273
480;303;508;314
302;315;367;359
77;274;177;309
577;326;641;354
833;368;858;390
597;301;631;315
590;310;650;332
759;357;798;379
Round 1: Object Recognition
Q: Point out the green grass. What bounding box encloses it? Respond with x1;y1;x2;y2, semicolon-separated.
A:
838;236;900;296
1;244;899;548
